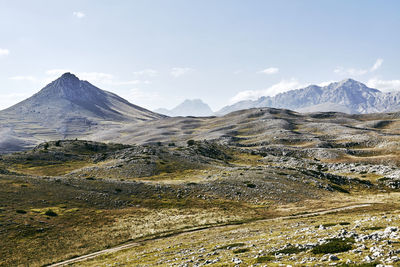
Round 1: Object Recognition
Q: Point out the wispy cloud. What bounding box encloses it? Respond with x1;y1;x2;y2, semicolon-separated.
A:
334;58;383;76
367;78;400;92
73;11;85;19
170;67;193;78
258;67;279;75
370;58;383;72
9;75;37;82
229;79;304;104
0;48;10;56
133;69;158;77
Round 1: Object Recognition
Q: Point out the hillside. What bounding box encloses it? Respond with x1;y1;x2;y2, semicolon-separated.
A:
0;73;163;153
3;107;400;266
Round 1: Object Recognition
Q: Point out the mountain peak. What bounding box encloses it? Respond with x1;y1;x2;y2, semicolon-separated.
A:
217;78;391;115
155;99;213;116
337;78;364;87
59;72;79;80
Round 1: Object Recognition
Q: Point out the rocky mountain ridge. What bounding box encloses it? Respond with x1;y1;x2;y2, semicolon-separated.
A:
217;79;400;115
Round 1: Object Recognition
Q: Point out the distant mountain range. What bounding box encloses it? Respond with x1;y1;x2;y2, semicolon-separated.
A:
2;74;400;153
217;79;400;115
0;73;163;152
155;99;213;117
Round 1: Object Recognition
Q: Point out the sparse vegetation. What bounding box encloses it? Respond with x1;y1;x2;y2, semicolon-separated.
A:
274;246;306;255
45;209;58;216
311;238;354;254
16;209;27;214
187;139;195;146
233;248;250;253
254;255;274;263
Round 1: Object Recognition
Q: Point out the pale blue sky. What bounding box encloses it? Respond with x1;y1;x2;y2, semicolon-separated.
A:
0;0;399;111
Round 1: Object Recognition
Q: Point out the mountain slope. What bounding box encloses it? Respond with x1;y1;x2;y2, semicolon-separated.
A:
0;73;164;152
155;99;213;117
217;79;400;115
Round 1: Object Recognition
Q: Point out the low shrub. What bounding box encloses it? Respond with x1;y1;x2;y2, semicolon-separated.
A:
311;238;353;254
16;209;27;214
233;248;250;254
330;184;350;194
45;210;58;217
275;246;306;255
254;255;274;263
362;226;383;231
187;140;195;146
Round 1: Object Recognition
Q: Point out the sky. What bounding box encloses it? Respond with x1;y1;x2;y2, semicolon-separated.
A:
0;0;400;112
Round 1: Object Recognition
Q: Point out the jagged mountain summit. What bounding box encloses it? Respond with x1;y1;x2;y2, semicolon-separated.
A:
0;73;163;152
217;79;400;115
155;99;213;117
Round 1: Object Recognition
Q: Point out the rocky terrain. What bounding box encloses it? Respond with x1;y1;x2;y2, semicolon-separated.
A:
3;75;400;266
217;79;400;115
2;115;400;266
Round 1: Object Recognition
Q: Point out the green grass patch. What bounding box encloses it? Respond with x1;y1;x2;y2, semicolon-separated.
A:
362;226;384;231
274;246;306;255
311;238;354;254
254;255;274;263
233;248;250;254
330;184;350;194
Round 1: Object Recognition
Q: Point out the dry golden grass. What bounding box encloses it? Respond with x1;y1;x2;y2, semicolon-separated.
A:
79;197;400;266
8;161;91;176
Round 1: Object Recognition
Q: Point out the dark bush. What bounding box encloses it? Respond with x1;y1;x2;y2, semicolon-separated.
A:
45;210;58;217
330;184;350;194
16;209;27;214
187;140;195;146
245;182;256;188
311;238;353;254
255;255;274;263
233;248;250;254
275;246;305;255
362;226;383;231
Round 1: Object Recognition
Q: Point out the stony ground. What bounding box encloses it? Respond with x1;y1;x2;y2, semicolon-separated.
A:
3;108;400;266
78;200;400;266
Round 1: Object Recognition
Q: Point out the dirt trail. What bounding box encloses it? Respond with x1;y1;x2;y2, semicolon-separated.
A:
48;203;371;266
